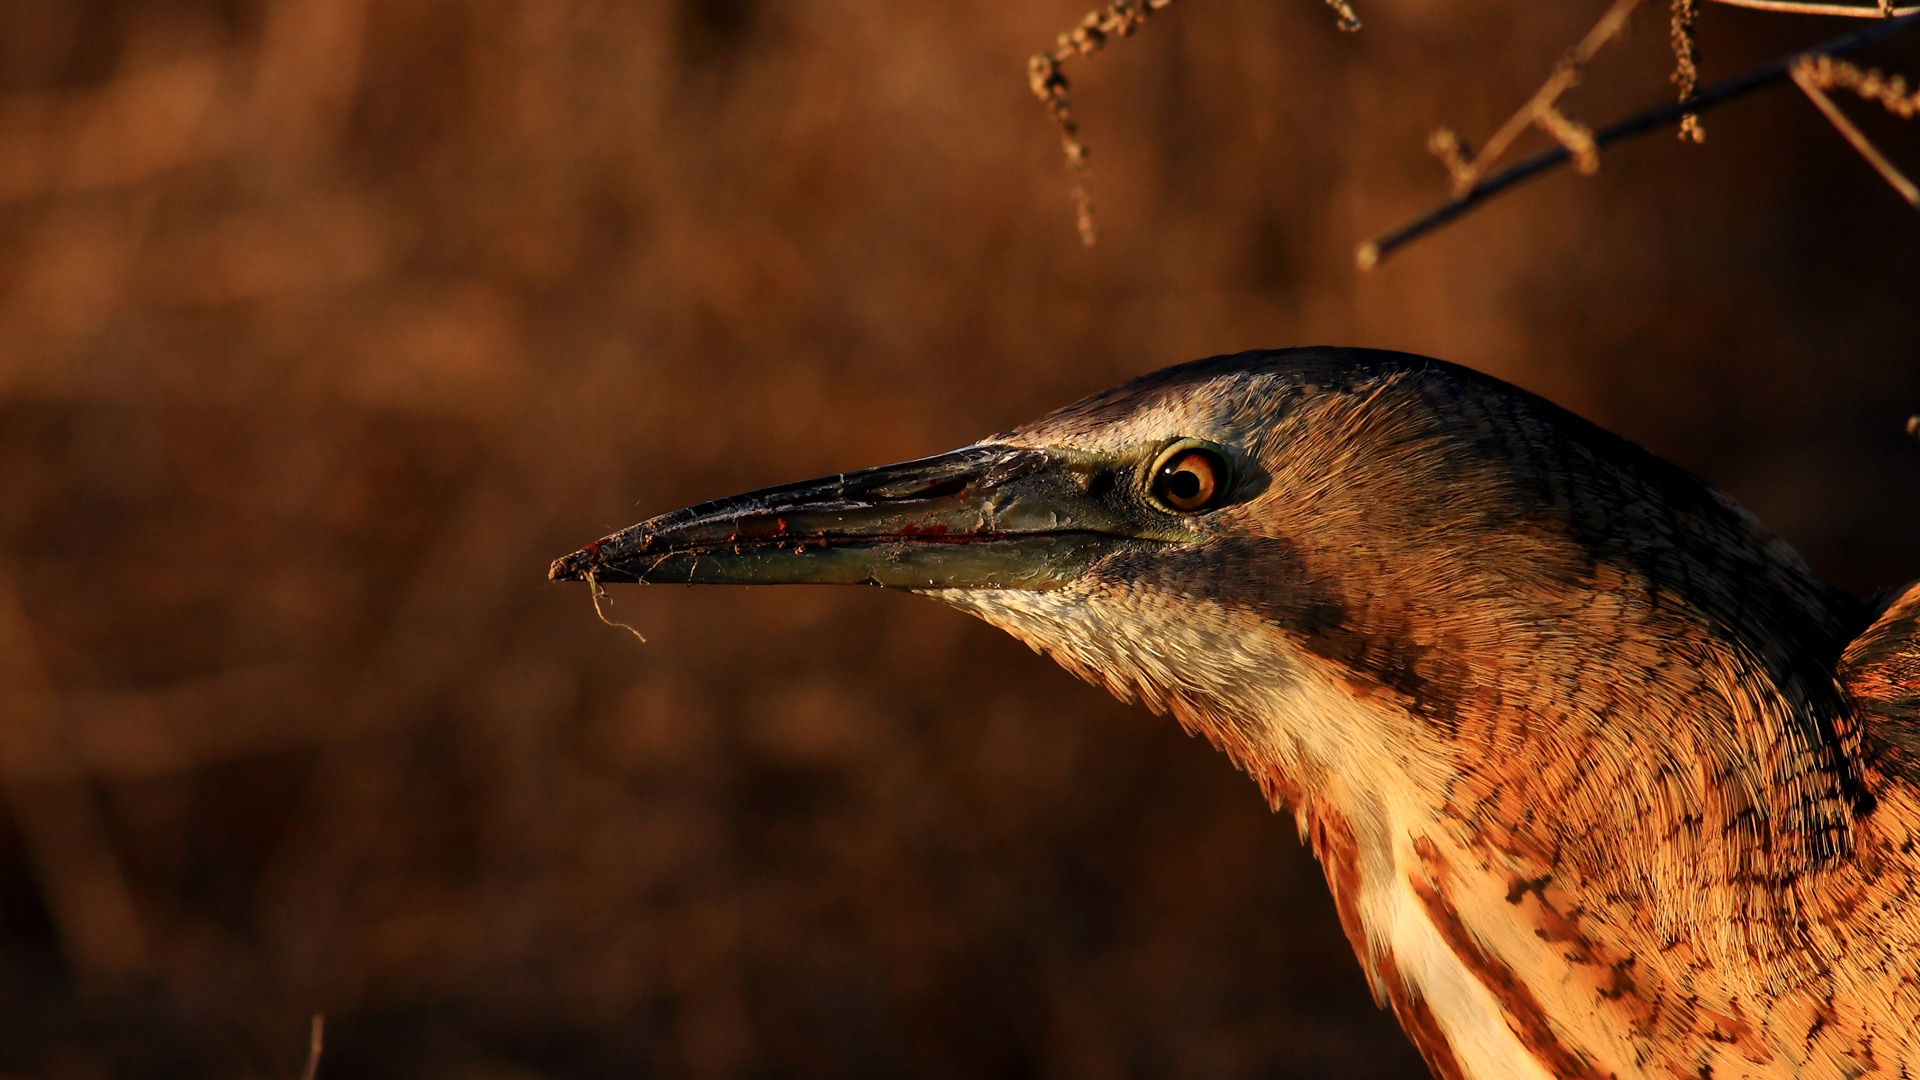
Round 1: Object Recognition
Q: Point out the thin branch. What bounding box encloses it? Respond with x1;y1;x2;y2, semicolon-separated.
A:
1796;52;1920;114
1028;0;1178;247
1357;10;1920;269
1431;0;1646;195
1705;0;1917;16
1324;0;1364;33
1029;0;1360;245
301;1015;325;1080
1792;57;1920;204
1672;0;1707;141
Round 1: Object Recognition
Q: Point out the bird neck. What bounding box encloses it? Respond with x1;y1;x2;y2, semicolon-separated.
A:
1254;590;1864;959
947;569;1867;948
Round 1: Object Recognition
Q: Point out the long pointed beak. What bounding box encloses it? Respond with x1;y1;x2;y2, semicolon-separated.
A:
549;444;1161;591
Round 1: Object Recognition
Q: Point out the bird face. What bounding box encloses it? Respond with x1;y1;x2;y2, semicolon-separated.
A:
550;349;1453;796
552;346;1860;847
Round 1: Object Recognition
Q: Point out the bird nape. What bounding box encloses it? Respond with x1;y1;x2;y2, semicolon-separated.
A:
551;347;1920;1080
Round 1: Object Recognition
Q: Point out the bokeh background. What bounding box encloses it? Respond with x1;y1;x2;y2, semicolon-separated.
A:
0;1;1916;1076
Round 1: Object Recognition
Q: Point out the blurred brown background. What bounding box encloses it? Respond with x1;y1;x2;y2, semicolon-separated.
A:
0;1;1915;1077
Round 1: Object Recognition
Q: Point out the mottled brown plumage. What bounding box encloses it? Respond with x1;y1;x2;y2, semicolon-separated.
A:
553;348;1920;1079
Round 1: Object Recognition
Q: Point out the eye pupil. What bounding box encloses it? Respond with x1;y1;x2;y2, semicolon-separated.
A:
1169;471;1201;499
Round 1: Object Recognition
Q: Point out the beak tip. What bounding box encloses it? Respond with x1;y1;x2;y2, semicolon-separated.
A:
549;548;597;582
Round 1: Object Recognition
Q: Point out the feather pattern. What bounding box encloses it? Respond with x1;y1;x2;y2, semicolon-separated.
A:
934;349;1920;1079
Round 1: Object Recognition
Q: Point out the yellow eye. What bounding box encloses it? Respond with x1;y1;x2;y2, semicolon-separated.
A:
1152;448;1226;512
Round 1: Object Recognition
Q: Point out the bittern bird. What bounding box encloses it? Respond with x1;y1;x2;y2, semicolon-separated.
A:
551;348;1920;1079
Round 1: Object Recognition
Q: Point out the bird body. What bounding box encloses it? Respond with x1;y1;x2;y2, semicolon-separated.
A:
554;349;1920;1079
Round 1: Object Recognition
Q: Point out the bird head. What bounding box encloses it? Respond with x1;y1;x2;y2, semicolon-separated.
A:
550;349;1439;789
552;347;1865;915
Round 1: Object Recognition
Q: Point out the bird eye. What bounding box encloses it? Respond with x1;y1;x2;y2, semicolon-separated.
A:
1150;446;1229;513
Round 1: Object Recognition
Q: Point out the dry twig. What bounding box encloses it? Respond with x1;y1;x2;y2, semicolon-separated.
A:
1705;0;1916;15
1324;0;1364;32
1791;55;1920;205
1359;10;1920;267
301;1015;325;1080
1029;0;1360;245
1028;0;1177;246
1027;0;1912;249
1673;0;1706;141
1795;53;1920;115
1430;0;1646;195
1695;0;1914;137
